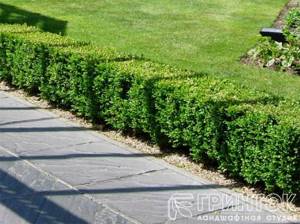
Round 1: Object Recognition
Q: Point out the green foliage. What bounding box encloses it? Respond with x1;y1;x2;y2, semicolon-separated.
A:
224;103;300;192
249;9;300;73
284;9;300;43
0;24;300;194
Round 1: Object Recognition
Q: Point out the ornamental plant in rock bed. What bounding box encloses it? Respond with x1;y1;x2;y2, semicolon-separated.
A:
247;9;300;73
0;24;299;194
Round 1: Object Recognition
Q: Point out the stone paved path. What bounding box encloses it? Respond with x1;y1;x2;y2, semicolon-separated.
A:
0;90;298;224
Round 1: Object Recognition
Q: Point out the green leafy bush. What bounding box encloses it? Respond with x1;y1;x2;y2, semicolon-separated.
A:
284;9;300;44
248;9;300;73
0;24;299;194
226;102;300;192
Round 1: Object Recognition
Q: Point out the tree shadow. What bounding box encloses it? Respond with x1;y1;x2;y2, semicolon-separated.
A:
0;167;229;223
0;126;91;133
0;169;89;223
0;152;165;161
0;117;55;126
0;3;67;35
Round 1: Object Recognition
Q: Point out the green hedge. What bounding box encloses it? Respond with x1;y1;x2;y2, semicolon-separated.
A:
0;24;299;194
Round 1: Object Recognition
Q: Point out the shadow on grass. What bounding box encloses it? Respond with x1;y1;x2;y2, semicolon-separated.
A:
0;3;67;35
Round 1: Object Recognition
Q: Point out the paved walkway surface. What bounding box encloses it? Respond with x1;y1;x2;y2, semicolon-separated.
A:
0;90;298;224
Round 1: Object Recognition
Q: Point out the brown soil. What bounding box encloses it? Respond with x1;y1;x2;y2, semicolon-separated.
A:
274;0;300;29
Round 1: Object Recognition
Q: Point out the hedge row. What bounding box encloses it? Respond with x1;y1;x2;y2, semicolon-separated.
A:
0;24;299;194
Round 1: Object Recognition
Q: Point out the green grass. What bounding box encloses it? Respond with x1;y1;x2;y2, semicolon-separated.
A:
1;0;300;100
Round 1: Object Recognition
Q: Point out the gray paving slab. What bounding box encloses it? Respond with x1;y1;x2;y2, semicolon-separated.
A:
78;168;240;223
0;90;298;224
0;94;101;154
22;141;164;187
0;147;133;224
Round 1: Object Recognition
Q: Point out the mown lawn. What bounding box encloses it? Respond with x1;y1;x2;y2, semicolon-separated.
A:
1;0;300;99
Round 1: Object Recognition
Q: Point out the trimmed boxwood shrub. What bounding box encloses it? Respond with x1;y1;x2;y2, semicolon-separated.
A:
0;24;299;194
224;102;300;193
41;47;137;118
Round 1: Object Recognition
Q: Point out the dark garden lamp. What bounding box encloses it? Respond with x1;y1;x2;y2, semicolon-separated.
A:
260;28;286;43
